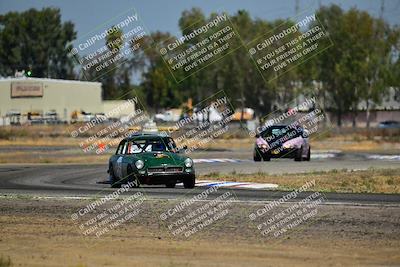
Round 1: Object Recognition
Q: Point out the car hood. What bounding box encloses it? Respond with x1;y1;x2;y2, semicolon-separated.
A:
282;137;303;148
256;136;302;148
136;152;187;167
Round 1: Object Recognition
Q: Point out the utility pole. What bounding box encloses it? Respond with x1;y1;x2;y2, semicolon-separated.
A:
295;0;299;16
380;0;385;19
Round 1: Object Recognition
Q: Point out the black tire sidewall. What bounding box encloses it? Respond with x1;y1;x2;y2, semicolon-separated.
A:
127;165;139;188
295;147;303;161
183;176;195;188
109;165;121;188
253;149;261;161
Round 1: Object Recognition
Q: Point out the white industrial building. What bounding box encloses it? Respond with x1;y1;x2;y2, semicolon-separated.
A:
0;77;135;125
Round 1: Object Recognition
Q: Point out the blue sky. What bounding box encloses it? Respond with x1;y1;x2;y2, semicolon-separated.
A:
1;0;399;41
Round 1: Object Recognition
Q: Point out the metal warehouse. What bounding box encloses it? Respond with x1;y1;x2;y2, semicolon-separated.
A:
0;77;134;125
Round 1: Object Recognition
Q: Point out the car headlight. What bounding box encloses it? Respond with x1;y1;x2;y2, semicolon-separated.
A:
258;144;268;149
283;143;293;149
135;160;144;169
184;158;193;168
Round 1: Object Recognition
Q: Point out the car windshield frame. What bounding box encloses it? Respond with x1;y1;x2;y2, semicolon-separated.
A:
260;125;303;143
116;137;177;155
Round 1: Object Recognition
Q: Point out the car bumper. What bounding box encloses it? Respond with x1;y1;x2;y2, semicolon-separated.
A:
255;147;299;158
138;173;195;185
125;169;195;185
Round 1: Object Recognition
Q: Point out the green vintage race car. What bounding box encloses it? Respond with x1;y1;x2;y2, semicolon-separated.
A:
107;133;195;189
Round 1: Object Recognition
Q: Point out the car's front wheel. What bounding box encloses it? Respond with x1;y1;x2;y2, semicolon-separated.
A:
183;176;195;189
127;165;140;188
304;147;311;161
109;165;121;188
254;150;261;161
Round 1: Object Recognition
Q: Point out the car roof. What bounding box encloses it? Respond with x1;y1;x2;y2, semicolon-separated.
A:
268;124;289;128
259;124;303;135
124;132;170;141
262;124;302;129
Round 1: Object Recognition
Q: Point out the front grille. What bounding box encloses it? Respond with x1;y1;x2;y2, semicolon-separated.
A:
148;167;164;173
148;166;183;174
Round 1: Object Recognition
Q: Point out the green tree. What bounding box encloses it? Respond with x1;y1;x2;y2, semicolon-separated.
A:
310;5;347;127
360;18;399;128
106;27;124;52
82;27;133;100
311;5;399;127
137;32;183;111
0;8;76;78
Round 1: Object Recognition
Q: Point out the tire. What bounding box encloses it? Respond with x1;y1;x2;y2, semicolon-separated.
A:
109;165;121;188
183;176;195;189
127;165;140;188
254;150;261;162
294;147;303;161
305;148;311;161
263;155;271;161
165;182;176;188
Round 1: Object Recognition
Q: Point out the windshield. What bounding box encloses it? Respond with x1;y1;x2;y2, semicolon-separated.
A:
261;126;302;143
118;138;177;154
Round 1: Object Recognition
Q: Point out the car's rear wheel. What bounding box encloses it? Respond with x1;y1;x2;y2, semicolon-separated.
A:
183;176;195;189
109;165;121;188
165;182;176;188
294;147;303;161
305;148;311;161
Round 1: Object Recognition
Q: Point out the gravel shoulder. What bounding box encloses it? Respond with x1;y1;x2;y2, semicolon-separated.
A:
0;197;399;267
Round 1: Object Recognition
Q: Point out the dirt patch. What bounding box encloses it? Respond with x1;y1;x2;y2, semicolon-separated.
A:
0;197;399;266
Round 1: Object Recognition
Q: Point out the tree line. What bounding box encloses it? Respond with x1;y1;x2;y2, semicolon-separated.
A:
0;5;399;127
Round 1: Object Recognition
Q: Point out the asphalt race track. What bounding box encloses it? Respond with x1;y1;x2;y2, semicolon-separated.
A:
1;155;400;204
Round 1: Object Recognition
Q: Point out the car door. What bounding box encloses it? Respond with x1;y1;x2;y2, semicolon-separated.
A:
112;141;125;179
120;140;140;179
120;141;133;179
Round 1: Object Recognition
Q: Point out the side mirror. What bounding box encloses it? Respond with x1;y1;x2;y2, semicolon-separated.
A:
183;145;188;149
255;134;260;138
302;130;309;138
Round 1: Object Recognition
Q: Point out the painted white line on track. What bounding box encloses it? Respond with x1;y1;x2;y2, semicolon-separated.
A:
367;155;400;161
1;195;398;207
193;153;339;163
193;158;250;163
194;154;400;162
311;153;337;159
192;180;279;189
